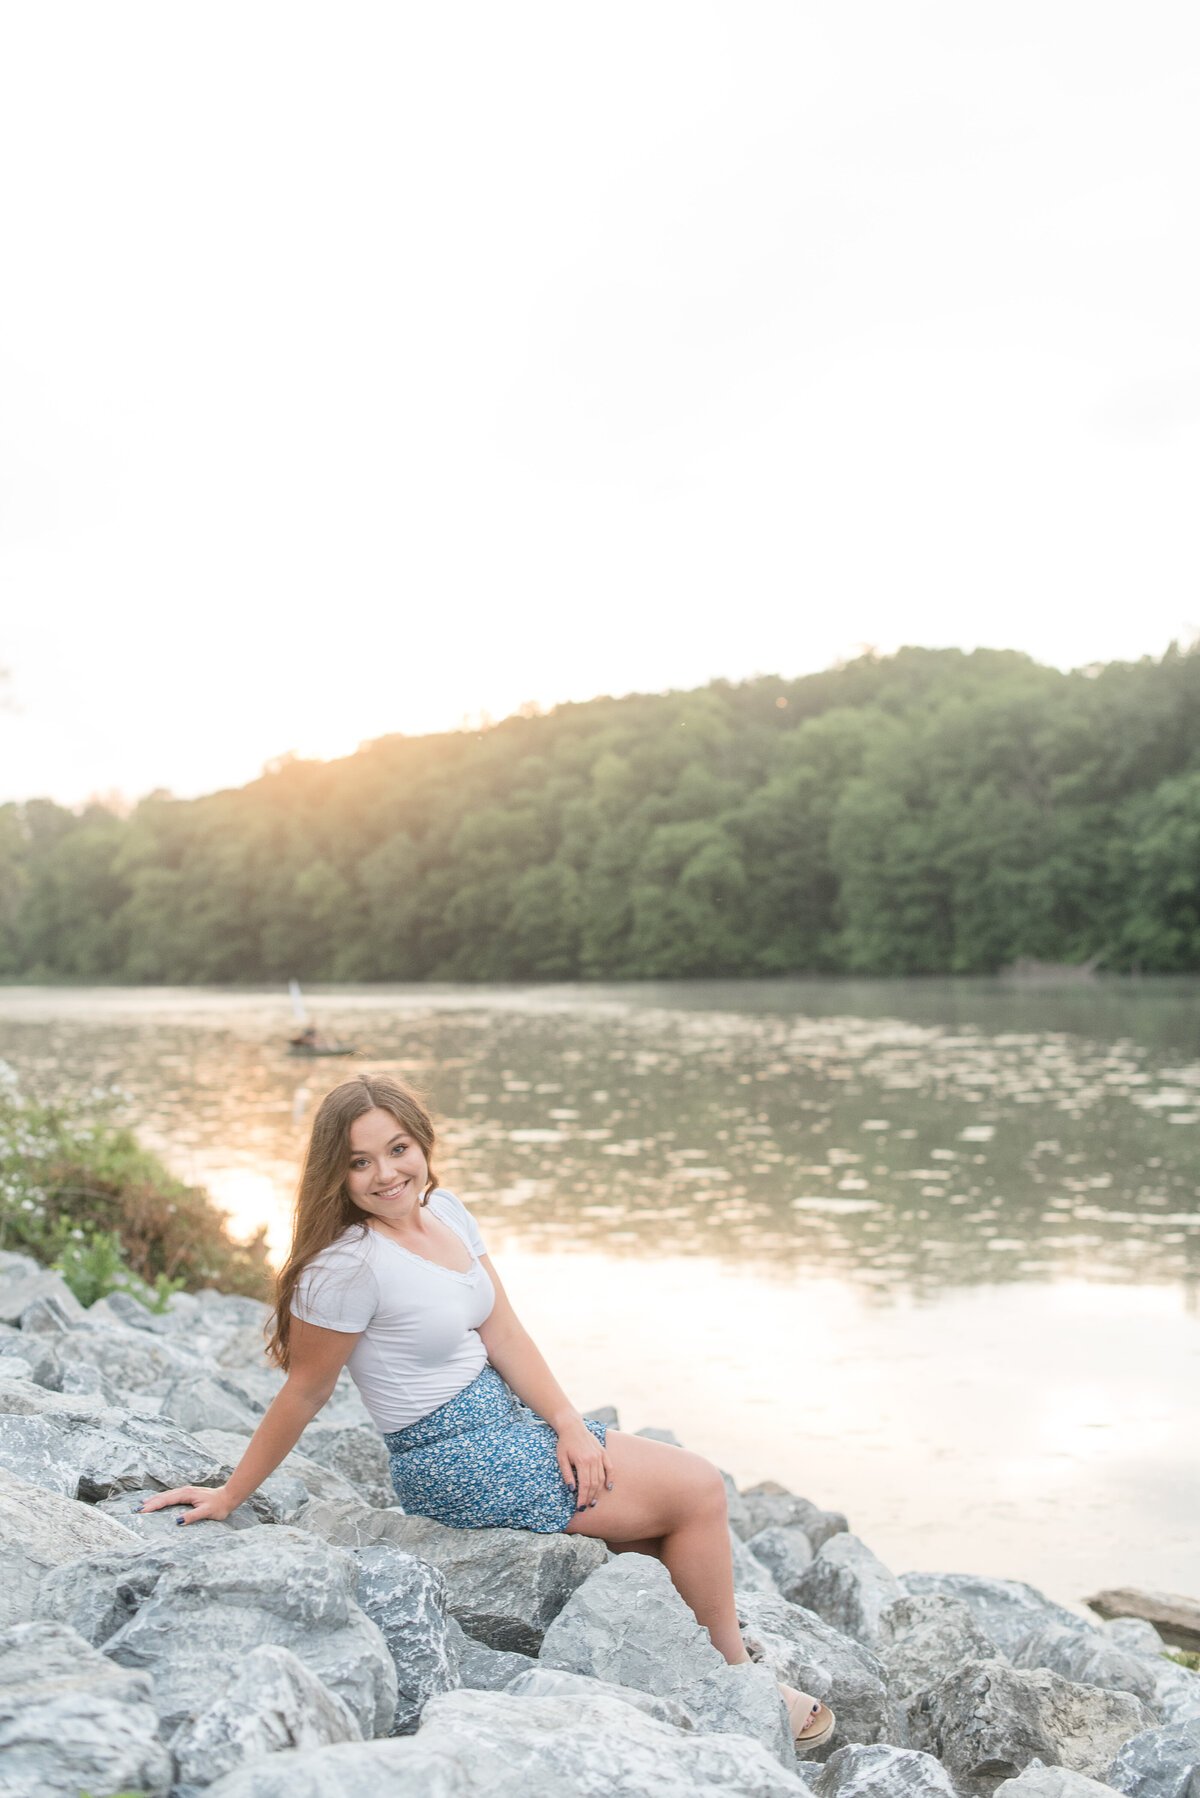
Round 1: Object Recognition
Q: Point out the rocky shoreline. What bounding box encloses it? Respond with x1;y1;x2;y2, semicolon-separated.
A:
1;1249;1198;1798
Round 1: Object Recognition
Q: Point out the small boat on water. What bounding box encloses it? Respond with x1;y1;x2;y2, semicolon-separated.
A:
285;980;356;1057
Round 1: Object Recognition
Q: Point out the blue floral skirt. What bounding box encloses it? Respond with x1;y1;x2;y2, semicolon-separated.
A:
383;1363;609;1533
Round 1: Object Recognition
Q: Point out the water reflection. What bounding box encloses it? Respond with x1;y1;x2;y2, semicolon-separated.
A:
1;983;1199;1289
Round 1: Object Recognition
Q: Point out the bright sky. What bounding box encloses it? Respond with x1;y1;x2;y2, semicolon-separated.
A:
2;3;1199;807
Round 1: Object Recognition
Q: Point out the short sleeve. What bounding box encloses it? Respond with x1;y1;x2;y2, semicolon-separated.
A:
291;1239;379;1333
432;1190;487;1259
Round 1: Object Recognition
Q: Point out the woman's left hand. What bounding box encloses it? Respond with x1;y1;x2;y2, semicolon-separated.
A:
555;1417;611;1511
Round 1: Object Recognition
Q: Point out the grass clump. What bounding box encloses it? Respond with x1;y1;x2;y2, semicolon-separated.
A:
1164;1647;1200;1671
0;1064;271;1305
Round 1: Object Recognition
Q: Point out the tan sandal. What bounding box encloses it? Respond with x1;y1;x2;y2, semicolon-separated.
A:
782;1687;836;1749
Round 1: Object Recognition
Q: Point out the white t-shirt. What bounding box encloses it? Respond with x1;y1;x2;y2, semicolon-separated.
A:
289;1188;495;1431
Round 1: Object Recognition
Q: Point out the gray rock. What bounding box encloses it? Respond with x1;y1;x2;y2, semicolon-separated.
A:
0;1389;304;1517
908;1658;1158;1795
67;1524;396;1739
732;1525;780;1596
95;1486;247;1537
635;1425;682;1445
0;1269;84;1327
1013;1621;1161;1706
171;1642;363;1790
679;1658;795;1766
445;1615;534;1690
0;1322;60;1388
1105;1619;1168;1654
536;1553;792;1762
506;1663;698;1728
201;1685;815;1797
0;1618;172;1798
0;1464;140;1629
879;1594;1006;1704
810;1741;959;1798
995;1767;1121;1798
539;1552;724;1694
56;1320;208;1389
1105;1720;1200;1798
94;1289;166;1331
0;1355;33;1383
215;1320;275;1367
583;1404;619;1428
158;1373;263;1435
296;1499;608;1655
351;1540;459;1734
301;1419;394;1503
899;1574;1097;1659
749;1525;816;1600
0;1250;38;1277
737;1484;849;1550
737;1589;894;1754
793;1534;902;1648
193;1427;363;1509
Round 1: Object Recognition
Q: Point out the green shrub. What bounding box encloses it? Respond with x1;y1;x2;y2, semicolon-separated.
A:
0;1071;271;1301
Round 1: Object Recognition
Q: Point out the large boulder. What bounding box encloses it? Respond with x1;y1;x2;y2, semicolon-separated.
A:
538;1554;793;1764
0;1379;306;1517
295;1497;608;1654
444;1615;534;1690
792;1535;903;1649
157;1372;263;1435
1012;1621;1161;1706
0;1463;140;1628
539;1553;722;1694
733;1525;781;1595
202;1685;814;1797
810;1741;959;1798
737;1589;894;1755
300;1420;394;1505
0;1618;171;1798
908;1658;1158;1795
0;1321;60;1388
350;1541;460;1734
878;1594;1006;1705
55;1317;208;1388
736;1484;849;1550
194;1427;365;1508
40;1524;398;1740
170;1643;362;1794
506;1663;699;1729
899;1574;1096;1658
749;1526;816;1601
1105;1720;1200;1798
995;1768;1122;1798
0;1270;84;1328
96;1486;247;1537
1099;1624;1200;1727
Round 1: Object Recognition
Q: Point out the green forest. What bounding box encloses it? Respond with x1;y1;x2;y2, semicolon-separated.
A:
6;644;1200;982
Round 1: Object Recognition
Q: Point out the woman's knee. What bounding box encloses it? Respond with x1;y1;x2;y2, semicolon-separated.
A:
681;1452;728;1517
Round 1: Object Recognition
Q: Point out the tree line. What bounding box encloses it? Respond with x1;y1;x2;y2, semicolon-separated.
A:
5;644;1200;982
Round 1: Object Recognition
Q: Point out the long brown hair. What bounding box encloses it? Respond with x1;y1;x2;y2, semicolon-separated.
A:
266;1074;439;1369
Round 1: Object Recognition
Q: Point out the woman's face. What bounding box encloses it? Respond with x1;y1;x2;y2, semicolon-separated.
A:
346;1106;430;1225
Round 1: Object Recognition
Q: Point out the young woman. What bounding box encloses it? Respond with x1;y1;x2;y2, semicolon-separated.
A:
143;1074;834;1747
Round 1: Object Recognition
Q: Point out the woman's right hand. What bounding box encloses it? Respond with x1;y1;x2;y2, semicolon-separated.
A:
136;1483;238;1524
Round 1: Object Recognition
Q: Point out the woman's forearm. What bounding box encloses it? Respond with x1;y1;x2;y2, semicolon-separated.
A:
220;1381;331;1509
484;1325;580;1431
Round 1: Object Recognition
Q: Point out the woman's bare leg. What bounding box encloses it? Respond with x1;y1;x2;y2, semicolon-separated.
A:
565;1432;745;1661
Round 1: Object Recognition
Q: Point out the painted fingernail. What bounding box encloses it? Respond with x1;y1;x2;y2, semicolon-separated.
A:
606;1482;613;1490
133;1502;144;1512
576;1504;586;1512
175;1516;185;1525
589;1500;597;1507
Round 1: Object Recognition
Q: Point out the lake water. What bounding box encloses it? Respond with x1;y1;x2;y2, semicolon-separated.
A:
2;978;1198;1613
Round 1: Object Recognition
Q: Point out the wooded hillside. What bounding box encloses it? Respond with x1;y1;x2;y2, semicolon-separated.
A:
6;644;1200;980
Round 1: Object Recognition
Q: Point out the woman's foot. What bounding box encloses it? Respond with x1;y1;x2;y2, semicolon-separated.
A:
780;1684;836;1748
